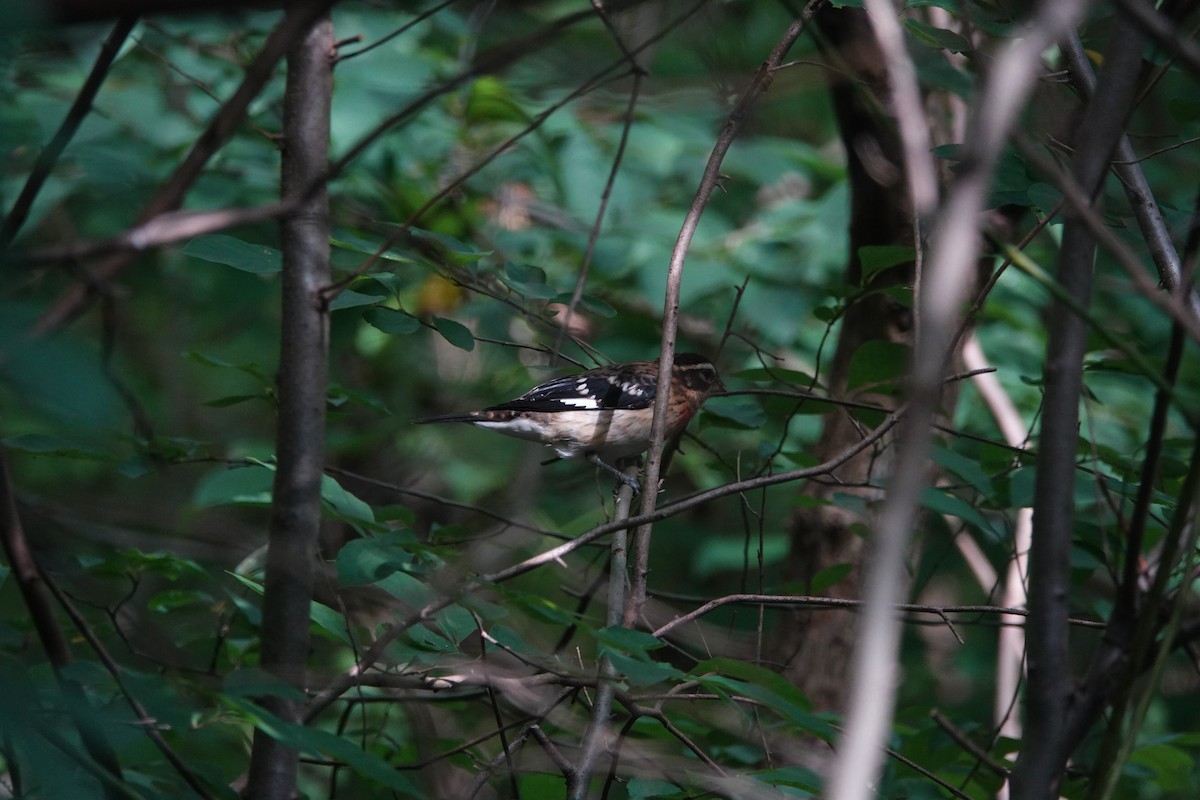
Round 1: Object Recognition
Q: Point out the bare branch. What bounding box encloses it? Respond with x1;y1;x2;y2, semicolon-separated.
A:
629;0;829;625
650;593;1105;640
1;16;138;247
304;408;901;722
829;2;1089;797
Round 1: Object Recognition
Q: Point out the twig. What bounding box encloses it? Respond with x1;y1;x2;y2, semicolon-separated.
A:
31;2;336;336
629;0;830;626
304;406;901;721
2;16;138;246
650;593;1105;639
42;574;218;799
333;0;458;63
0;446;126;795
930;710;1013;778
570;465;637;798
1062;31;1200;320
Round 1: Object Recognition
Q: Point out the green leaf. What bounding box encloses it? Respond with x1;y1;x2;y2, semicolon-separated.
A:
733;367;817;385
921;486;997;538
433;316;475;351
604;649;684;687
183;234;282;273
203;394;267;408
336;534;415;586
858;245;914;282
465;75;527;123
700;396;766;429
595;625;666;655
184;351;271;385
847;340;910;391
309;601;352;644
330;229;415;263
809;563;852;593
193;466;274;508
500;261;557;300
147;589;212;613
230;700;418;793
692;657;834;739
363;307;420;334
319;473;376;526
409;228;492;264
931;445;992;496
627;778;682;800
328;289;382;311
904;19;973;53
327;384;391;415
1129;743;1194;792
222;668;306;701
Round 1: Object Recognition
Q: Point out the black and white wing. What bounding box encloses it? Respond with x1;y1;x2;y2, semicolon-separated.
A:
485;362;657;414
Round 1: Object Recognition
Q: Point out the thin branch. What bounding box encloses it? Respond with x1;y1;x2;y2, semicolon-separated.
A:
31;2;336;337
0;447;126;796
570;466;637;798
333;0;459;63
862;0;937;214
304;406;901;721
1116;0;1200;77
650;593;1105;640
42;574;218;799
553;69;643;363
1010;134;1200;346
629;0;829;625
1060;31;1200;320
1;16;138;247
829;2;1090;798
930;710;1012;779
963;335;1032;747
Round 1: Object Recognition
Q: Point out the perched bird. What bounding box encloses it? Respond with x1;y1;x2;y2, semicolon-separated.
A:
416;353;724;492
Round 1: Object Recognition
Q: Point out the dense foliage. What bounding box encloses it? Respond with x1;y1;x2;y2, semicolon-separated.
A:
2;1;1199;798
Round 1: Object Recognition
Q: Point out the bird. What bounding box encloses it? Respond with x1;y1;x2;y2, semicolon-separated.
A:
415;353;725;493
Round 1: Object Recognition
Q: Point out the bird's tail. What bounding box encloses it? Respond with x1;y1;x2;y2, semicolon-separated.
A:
413;412;478;425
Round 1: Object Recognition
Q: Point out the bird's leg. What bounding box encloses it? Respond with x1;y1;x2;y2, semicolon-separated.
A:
587;453;641;495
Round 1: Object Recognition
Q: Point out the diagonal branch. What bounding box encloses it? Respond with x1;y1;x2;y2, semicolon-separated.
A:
1;16;138;247
31;1;336;337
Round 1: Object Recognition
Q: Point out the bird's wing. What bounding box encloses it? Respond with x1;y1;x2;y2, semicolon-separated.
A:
486;366;657;413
